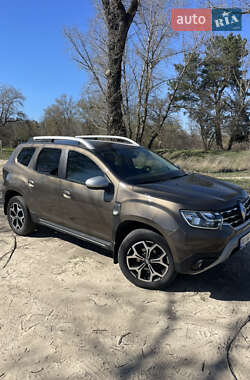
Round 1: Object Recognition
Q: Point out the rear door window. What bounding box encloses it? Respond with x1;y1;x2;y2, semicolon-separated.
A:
36;148;61;176
17;147;35;167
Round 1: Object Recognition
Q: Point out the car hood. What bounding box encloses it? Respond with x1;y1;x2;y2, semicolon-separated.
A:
133;173;247;210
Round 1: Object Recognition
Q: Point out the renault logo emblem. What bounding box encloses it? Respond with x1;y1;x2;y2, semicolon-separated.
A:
239;202;246;221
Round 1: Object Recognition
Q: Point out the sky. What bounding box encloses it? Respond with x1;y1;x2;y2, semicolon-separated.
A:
0;0;249;122
1;0;95;121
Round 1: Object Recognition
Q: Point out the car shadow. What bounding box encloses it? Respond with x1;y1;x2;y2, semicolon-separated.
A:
30;225;113;260
167;249;250;302
30;226;250;302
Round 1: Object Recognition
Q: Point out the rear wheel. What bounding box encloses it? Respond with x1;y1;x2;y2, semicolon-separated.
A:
118;229;176;290
7;196;34;236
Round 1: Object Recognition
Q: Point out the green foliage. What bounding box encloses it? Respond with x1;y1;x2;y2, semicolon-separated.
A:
169;34;249;151
0;120;41;147
202;34;248;89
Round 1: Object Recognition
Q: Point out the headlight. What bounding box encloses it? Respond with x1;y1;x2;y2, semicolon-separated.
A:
180;210;223;229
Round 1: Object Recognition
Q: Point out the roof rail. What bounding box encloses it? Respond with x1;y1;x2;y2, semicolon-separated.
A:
30;136;94;149
75;135;140;146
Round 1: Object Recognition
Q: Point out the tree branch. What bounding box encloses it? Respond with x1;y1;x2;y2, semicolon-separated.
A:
127;0;140;24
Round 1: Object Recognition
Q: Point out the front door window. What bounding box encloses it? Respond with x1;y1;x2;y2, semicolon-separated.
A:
66;151;103;184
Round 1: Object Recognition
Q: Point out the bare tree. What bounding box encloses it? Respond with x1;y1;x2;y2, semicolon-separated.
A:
147;34;206;149
127;0;178;144
64;17;109;133
65;0;205;147
64;27;107;98
65;1;139;136
206;0;250;13
77;91;108;133
119;0;208;148
0;85;25;127
41;94;82;135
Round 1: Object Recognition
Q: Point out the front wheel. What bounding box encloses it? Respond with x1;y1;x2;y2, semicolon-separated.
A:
118;229;176;290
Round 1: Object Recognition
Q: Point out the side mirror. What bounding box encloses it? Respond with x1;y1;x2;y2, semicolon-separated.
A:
85;176;110;190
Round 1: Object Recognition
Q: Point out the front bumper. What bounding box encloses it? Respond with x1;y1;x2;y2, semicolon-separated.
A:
174;220;250;275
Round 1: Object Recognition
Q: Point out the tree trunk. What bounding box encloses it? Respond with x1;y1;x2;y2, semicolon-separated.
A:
214;123;223;149
148;132;157;149
102;0;139;136
201;128;208;152
214;104;223;149
106;41;127;136
227;136;234;151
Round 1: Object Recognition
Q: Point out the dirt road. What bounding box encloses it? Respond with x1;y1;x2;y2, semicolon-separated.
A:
0;160;249;379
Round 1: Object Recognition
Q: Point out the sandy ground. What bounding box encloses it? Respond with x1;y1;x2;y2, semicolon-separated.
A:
0;159;249;380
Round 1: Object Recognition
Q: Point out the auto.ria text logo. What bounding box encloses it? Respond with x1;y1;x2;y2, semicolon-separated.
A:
212;8;241;31
171;8;242;31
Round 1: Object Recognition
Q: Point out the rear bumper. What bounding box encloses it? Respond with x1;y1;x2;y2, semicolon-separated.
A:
174;220;250;275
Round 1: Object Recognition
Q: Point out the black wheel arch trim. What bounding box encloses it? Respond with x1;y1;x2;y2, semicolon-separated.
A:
4;189;24;215
113;217;167;264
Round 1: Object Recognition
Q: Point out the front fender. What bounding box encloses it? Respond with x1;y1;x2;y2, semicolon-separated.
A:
112;198;181;263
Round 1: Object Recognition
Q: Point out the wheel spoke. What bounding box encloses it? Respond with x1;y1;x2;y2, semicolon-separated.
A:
131;250;144;261
148;262;167;279
10;207;16;216
136;263;147;280
148;244;158;259
127;257;143;270
130;243;147;260
147;262;161;280
150;257;168;265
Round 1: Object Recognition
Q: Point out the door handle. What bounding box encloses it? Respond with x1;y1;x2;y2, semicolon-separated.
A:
62;190;71;199
28;179;35;188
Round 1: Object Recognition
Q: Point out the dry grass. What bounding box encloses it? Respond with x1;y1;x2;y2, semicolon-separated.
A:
226;178;250;192
0;148;14;161
164;150;250;174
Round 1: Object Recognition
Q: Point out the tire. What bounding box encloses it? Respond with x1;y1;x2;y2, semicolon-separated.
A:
7;196;35;236
118;229;176;290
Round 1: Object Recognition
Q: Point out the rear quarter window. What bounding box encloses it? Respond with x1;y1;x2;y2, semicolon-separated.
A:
17;147;36;167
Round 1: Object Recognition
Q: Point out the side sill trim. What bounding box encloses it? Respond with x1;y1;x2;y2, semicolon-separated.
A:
38;218;112;249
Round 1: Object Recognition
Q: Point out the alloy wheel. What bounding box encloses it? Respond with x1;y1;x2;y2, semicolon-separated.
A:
9;203;25;231
126;240;169;283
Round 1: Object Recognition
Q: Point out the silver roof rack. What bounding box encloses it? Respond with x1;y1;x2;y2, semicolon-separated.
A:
75;135;140;146
31;136;94;149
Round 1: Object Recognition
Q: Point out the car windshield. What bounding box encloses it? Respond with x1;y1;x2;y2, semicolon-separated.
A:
97;145;185;185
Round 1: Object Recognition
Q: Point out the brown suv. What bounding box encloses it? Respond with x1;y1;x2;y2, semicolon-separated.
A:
2;135;250;289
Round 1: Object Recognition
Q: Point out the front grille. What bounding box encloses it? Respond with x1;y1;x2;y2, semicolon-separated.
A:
220;197;250;228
